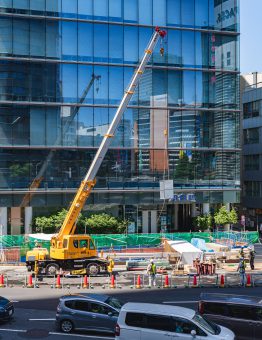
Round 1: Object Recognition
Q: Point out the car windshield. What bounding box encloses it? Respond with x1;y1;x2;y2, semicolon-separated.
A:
193;312;220;335
105;297;124;310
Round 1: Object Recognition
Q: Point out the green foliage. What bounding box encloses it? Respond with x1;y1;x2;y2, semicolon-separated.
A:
10;163;30;177
33;210;127;234
83;213;128;234
214;206;238;225
193;214;212;231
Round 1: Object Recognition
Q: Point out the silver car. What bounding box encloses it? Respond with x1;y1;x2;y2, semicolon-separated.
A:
56;293;123;334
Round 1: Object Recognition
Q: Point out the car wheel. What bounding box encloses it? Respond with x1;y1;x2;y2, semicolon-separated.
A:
60;319;74;333
86;263;100;275
46;263;59;276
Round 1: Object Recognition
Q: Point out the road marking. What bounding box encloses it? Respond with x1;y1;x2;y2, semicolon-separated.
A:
0;328;26;333
49;332;114;339
29;318;56;321
162;300;198;304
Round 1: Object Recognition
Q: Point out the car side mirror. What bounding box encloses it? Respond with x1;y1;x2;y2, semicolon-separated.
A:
108;312;113;317
191;329;197;337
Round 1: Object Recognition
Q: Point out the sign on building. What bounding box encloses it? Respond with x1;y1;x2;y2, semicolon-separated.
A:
160;180;174;200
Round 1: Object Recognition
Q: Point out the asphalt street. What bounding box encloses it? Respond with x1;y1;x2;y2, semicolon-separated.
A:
1;286;262;339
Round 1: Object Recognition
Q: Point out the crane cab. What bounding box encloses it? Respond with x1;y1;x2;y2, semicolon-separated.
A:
50;235;97;260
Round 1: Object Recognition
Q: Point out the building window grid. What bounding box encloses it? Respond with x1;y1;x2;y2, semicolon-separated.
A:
243;100;260;119
243;128;259;145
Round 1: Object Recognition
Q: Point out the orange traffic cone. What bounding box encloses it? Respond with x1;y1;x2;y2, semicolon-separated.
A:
55;274;62;289
136;275;142;289
27;274;34;288
246;274;252;287
83;275;88;289
192;275;198;288
164;275;170;288
220;275;225;288
110;274;115;288
0;274;5;288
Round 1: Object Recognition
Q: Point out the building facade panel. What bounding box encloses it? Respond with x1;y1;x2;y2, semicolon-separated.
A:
0;0;240;234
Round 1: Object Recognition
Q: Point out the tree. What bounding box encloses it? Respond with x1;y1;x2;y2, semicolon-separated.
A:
82;213;128;234
193;214;212;231
214;206;237;226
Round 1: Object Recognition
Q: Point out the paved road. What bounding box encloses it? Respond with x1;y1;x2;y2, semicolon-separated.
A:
1;286;262;339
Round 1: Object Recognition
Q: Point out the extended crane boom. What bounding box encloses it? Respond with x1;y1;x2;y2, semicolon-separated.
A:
26;27;166;276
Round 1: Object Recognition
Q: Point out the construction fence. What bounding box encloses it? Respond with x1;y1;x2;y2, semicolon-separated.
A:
0;231;259;264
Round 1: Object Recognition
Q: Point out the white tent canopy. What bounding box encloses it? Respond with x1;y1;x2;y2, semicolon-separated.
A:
167;240;203;265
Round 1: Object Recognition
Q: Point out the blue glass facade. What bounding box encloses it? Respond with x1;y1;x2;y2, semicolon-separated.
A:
0;0;240;233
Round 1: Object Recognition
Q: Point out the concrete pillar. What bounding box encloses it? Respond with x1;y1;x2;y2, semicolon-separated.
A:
151;211;157;233
10;207;21;235
0;207;7;235
191;203;197;218
203;203;210;215
25;207;33;234
174;204;178;230
142;211;149;234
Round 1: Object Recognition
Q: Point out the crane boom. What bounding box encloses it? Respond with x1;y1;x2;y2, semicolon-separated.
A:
53;27;166;245
20;74;101;207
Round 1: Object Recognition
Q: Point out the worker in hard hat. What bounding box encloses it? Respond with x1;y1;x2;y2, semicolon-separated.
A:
147;259;157;287
107;256;115;277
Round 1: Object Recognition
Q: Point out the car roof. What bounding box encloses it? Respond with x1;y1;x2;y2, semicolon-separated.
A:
121;303;195;318
60;293;109;303
200;293;262;306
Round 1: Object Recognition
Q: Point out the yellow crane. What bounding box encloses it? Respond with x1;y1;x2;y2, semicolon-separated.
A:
26;27;166;276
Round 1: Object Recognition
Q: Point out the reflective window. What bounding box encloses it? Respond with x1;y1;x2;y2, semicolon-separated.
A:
78;65;95;104
167;0;180;26
168;29;181;66
124;0;138;23
13;19;29;56
46;21;61;59
94;107;109;146
153;0;166;26
46;107;61;146
109;25;123;63
0;18;12;55
181;0;195;27
195;0;209;28
168;71;182;107
94;24;108;62
62;21;77;61
78;0;93;19
78;22;93;62
30;107;45;146
94;66;108;105
46;0;61;17
124;26;138;64
195;32;209;69
244;155;260;171
94;0;108;20
139;0;152;25
78;107;94;147
109;66;123;105
30;0;45;15
30;20;45;58
243;101;260;119
109;0;122;22
61;64;77;102
62;0;77;18
182;31;195;67
183;71;195;106
244;128;259;145
13;0;29;14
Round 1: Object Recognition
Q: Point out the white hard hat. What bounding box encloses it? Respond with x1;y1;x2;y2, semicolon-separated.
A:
150;259;154;263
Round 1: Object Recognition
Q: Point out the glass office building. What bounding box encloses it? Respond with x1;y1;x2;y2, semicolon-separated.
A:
0;0;240;234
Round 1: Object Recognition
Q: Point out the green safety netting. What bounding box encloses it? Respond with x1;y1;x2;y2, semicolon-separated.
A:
0;232;259;252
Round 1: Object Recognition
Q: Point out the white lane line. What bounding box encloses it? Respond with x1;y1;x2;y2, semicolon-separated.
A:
162;300;198;304
49;332;114;339
0;328;26;333
29;318;56;321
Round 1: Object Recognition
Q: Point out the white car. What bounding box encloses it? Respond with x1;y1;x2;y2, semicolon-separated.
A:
115;302;235;340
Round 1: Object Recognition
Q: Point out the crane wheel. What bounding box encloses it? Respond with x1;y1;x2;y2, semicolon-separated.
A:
46;263;60;276
86;263;100;276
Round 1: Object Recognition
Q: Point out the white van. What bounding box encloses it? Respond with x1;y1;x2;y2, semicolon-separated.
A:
115;303;235;340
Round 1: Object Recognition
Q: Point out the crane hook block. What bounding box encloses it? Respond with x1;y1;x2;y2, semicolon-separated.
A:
155;26;167;38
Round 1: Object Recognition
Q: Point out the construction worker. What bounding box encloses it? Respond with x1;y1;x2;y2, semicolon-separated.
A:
239;246;245;258
237;257;246;287
147;259;157;287
107;256;114;277
249;248;255;270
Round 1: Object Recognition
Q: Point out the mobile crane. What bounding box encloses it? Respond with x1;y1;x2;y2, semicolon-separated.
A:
26;27;166;276
20;74;101;207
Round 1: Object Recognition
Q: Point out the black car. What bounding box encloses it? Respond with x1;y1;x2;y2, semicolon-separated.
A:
0;296;14;321
199;293;262;340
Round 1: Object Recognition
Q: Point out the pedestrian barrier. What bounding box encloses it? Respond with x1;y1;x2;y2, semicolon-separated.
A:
225;272;241;287
199;274;219;288
251;273;262;287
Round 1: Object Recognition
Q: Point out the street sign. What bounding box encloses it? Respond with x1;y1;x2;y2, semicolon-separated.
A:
160;180;174;199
